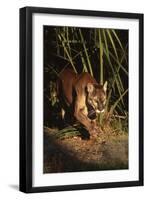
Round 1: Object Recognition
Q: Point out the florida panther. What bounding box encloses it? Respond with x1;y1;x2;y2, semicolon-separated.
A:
57;68;107;136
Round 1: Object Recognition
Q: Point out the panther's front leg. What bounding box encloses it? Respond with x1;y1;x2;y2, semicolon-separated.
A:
74;96;98;135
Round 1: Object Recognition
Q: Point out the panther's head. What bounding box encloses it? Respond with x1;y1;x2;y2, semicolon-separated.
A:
86;81;107;114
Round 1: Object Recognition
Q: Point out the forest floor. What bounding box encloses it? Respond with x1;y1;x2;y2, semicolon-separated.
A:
44;126;128;173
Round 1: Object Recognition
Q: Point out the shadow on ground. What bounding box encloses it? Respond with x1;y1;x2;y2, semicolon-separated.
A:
44;127;128;173
9;185;19;191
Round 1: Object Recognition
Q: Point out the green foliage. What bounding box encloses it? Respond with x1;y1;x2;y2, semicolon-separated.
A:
45;26;128;134
55;126;81;139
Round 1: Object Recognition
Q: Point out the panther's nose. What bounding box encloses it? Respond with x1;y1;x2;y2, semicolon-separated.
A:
98;105;104;111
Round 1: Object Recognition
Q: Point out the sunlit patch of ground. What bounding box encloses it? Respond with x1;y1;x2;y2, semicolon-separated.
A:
43;126;128;173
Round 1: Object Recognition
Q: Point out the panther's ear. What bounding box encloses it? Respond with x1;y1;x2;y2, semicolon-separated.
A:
103;81;108;92
87;83;94;93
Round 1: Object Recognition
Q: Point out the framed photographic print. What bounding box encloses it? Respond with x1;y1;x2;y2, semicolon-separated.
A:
19;7;144;193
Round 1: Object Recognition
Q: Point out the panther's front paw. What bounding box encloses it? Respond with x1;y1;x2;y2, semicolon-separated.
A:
88;121;99;137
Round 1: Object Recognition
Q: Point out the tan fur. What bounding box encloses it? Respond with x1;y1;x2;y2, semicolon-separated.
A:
57;69;107;135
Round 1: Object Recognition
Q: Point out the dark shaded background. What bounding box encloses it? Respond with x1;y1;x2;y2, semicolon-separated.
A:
43;26;128;128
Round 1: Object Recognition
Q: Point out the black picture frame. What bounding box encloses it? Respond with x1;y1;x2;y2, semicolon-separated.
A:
19;6;144;193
